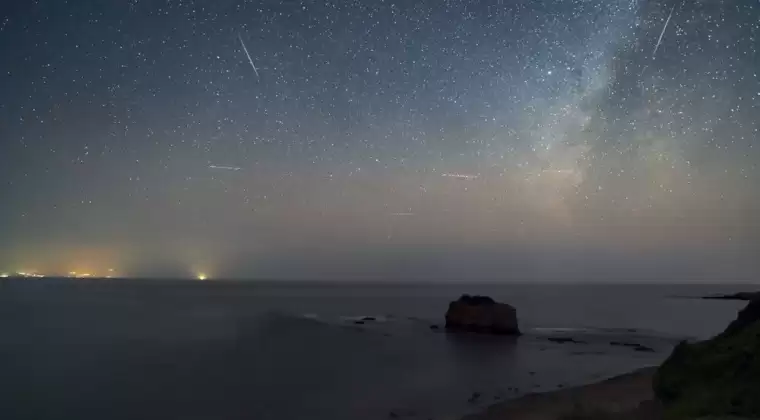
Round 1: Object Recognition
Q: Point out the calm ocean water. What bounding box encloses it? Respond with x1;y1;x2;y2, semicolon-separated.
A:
0;279;753;420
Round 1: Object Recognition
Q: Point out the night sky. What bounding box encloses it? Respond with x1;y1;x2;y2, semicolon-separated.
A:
1;0;759;280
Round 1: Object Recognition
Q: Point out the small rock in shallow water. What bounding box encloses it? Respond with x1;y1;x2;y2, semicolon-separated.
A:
548;337;586;344
388;409;416;418
610;341;654;352
633;345;655;352
610;341;638;347
571;350;607;356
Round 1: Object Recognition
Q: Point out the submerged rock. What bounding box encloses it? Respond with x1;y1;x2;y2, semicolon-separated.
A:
388;408;416;418
468;392;482;404
548;337;586;344
654;299;760;418
445;294;520;335
632;345;655;352
609;341;655;352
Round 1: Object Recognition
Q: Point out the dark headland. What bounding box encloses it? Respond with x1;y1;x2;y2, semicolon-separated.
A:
700;291;760;301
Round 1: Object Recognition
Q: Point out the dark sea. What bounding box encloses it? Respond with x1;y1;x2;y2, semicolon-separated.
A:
0;279;754;420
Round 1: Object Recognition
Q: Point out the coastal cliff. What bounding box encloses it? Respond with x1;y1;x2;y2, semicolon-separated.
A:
654;299;760;419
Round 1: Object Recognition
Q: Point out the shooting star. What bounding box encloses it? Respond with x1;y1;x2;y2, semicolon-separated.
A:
238;34;259;78
542;169;577;175
442;173;479;180
653;4;676;57
209;165;242;171
390;212;415;217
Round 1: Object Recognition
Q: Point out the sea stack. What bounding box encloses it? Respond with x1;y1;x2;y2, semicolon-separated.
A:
445;295;520;335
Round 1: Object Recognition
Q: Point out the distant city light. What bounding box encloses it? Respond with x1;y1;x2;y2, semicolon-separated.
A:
16;271;44;278
197;273;208;281
0;273;9;278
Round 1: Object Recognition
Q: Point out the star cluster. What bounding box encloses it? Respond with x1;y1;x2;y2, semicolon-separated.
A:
1;0;758;280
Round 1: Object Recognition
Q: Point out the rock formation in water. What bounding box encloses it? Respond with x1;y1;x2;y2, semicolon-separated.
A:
654;299;760;418
445;295;520;335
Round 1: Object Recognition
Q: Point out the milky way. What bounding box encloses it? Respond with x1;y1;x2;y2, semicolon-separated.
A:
1;0;758;280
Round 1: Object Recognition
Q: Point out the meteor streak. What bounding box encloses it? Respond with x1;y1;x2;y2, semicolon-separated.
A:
653;5;676;57
442;173;479;180
238;34;259;78
209;165;242;171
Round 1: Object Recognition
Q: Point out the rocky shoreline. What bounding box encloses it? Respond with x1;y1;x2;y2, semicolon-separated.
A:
462;367;660;420
458;293;760;420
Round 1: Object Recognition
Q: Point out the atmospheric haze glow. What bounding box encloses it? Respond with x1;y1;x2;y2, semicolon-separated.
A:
1;0;759;281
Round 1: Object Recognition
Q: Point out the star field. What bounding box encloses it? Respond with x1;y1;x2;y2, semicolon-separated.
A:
1;0;759;280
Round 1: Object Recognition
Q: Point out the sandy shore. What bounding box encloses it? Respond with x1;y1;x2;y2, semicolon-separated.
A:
462;367;661;420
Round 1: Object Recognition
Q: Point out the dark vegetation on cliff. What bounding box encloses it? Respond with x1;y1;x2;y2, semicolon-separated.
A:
654;299;760;419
